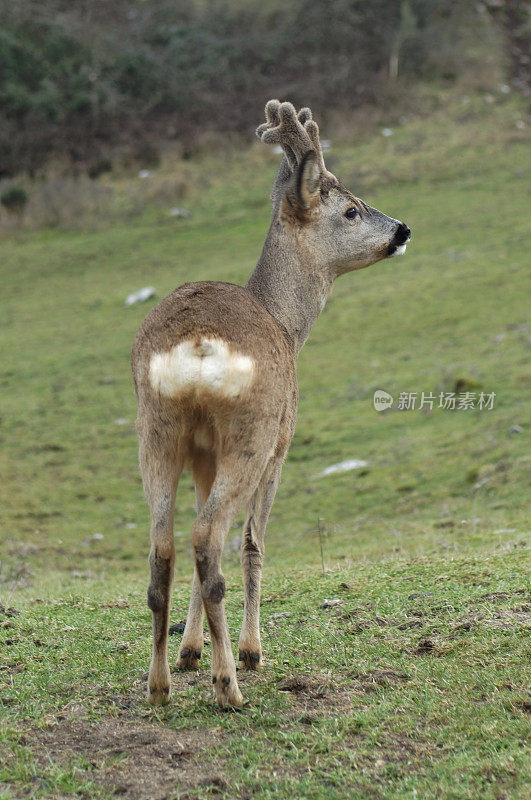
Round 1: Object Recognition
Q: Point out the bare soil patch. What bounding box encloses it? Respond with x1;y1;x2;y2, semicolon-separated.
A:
276;671;397;720
24;707;227;800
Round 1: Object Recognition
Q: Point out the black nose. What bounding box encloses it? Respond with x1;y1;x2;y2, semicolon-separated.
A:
394;223;411;246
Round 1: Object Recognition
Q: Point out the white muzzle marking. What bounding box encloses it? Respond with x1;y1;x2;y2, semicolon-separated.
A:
149;338;255;399
392;243;407;256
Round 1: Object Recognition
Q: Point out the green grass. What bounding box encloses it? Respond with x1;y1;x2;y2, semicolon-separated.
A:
1;89;530;799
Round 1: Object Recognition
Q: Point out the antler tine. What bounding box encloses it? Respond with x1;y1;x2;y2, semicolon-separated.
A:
303;118;334;180
256;100;314;170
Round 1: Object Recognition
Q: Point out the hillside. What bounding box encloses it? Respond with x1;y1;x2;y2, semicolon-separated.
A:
0;90;530;799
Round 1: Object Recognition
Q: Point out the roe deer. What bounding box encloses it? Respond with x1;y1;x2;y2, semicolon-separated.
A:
131;100;411;708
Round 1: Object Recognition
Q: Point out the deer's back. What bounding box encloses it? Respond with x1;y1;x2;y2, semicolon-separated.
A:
132;281;297;420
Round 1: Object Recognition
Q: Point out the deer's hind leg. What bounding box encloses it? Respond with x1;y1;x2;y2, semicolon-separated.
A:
140;425;181;706
177;449;216;671
239;456;283;670
193;445;271;708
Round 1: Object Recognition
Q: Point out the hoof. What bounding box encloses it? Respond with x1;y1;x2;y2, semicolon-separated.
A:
177;646;202;671
147;684;171;706
212;674;244;708
147;661;171;705
239;649;262;670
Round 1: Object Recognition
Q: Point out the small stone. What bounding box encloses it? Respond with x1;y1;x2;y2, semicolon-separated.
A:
316;459;369;478
509;424;523;434
125;287;156;307
321;598;343;609
82;533;104;546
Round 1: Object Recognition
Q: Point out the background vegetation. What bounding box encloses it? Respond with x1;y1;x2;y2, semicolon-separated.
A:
1;0;528;176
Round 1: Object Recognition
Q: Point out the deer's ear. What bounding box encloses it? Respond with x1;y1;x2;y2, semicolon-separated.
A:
283;150;321;216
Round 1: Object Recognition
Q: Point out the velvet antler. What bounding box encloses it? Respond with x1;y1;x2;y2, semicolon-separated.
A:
256;100;333;181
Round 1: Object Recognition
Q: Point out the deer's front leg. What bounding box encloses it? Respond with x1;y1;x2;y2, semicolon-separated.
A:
177;457;214;671
239;520;263;670
177;569;204;670
239;457;283;670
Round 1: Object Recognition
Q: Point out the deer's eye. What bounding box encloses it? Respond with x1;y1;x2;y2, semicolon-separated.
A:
345;207;359;220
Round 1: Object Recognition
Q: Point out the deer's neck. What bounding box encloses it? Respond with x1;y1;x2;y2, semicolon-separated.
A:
246;223;333;354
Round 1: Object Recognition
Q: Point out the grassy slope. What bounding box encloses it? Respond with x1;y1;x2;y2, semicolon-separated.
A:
0;91;530;799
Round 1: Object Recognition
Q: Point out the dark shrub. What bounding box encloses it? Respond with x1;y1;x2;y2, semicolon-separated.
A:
1;185;28;213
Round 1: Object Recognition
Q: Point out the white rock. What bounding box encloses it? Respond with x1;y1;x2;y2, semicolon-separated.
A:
321;598;342;609
169;207;191;218
316;459;369;478
138;169;151;178
82;533;104;546
381;128;393;137
125;286;156;307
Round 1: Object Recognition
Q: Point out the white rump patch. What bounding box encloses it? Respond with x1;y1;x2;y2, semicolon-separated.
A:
149;338;255;399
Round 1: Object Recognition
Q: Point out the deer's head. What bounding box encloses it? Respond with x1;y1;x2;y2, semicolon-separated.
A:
257;101;411;277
